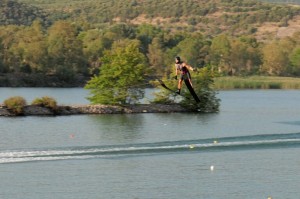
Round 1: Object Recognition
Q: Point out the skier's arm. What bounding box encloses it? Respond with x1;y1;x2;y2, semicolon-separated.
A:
183;62;194;71
175;64;178;75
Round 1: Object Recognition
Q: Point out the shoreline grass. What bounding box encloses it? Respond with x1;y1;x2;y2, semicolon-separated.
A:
214;76;300;90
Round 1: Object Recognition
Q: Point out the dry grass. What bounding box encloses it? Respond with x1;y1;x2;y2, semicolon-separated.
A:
256;15;300;40
214;76;300;90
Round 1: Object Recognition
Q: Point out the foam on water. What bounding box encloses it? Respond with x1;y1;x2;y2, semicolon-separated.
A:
1;132;300;164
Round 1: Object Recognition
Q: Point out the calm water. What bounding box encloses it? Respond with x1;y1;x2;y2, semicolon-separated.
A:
0;88;300;199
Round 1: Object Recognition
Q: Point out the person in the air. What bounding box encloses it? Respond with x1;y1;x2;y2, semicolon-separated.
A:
174;56;195;94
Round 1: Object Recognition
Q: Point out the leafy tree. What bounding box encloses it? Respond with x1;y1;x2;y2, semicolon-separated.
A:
79;29;109;74
47;20;87;79
20;20;48;72
164;32;186;49
261;40;290;76
0;26;20;67
7;40;23;73
229;37;261;75
0;37;6;72
147;36;165;75
261;42;282;75
106;23;136;40
289;47;300;75
136;24;162;53
210;34;231;74
176;33;205;68
85;39;148;105
229;39;247;75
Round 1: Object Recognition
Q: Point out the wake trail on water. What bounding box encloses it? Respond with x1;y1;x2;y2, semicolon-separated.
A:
1;132;300;164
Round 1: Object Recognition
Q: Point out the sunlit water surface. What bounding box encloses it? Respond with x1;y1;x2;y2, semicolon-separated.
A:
0;88;300;199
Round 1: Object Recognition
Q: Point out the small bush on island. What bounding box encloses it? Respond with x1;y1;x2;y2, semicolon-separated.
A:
32;96;58;111
3;96;27;115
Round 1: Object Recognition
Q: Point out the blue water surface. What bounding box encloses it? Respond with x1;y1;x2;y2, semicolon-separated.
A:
0;89;300;199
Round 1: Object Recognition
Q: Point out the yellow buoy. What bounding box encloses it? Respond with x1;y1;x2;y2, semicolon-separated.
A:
189;145;195;149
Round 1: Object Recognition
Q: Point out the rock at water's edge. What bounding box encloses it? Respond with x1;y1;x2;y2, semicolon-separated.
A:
0;104;193;116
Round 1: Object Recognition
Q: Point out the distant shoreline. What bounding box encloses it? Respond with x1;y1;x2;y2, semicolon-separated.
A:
2;74;300;90
0;73;89;87
0;104;195;116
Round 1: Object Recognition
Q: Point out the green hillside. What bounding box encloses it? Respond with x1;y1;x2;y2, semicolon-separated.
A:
15;0;300;37
0;0;299;88
0;0;49;26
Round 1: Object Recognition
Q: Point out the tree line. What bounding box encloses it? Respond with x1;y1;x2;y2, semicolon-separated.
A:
0;20;300;81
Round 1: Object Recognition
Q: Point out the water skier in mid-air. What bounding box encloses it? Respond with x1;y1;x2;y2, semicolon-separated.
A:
174;56;195;94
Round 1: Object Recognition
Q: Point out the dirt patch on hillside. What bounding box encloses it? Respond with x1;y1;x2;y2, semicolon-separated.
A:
277;15;300;37
256;15;300;40
127;14;191;28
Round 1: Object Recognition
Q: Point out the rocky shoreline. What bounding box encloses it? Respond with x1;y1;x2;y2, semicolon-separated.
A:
0;104;195;116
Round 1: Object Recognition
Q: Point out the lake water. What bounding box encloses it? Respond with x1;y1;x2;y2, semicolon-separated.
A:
0;88;300;199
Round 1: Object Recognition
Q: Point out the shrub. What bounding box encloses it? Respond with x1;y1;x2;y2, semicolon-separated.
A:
32;96;57;110
152;68;220;113
4;96;27;115
180;67;220;112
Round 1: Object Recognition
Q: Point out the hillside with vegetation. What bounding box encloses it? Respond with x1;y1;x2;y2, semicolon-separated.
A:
0;0;50;26
15;0;300;37
0;0;300;89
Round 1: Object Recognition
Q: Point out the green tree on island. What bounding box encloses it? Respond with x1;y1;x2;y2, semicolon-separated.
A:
85;39;148;105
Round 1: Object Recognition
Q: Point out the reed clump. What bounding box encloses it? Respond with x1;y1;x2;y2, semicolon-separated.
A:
214;76;300;90
32;96;58;111
3;96;27;115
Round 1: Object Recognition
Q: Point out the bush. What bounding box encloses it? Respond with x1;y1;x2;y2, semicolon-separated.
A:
4;96;27;115
180;67;220;112
32;96;57;110
152;67;220;113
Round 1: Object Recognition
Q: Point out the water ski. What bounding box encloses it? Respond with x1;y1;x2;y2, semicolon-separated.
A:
157;79;200;103
184;79;201;103
157;79;191;100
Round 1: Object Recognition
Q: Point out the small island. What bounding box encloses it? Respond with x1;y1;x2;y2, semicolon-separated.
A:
0;104;197;117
